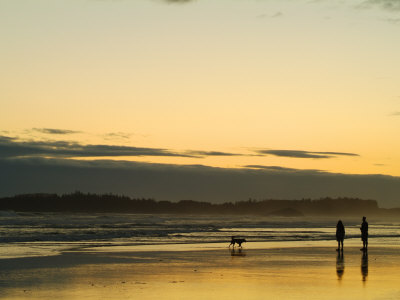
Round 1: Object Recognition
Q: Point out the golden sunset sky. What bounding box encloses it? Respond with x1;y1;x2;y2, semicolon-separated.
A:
1;0;400;204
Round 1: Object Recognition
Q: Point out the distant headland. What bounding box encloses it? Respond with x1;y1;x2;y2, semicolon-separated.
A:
1;192;399;217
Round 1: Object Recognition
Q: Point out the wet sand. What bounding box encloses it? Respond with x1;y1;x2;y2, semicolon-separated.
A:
1;245;400;300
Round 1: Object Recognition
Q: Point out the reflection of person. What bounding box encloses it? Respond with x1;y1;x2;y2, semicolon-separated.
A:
361;251;368;282
360;216;368;251
336;252;345;280
336;220;345;251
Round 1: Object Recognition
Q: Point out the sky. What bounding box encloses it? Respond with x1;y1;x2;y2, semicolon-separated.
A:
1;0;400;206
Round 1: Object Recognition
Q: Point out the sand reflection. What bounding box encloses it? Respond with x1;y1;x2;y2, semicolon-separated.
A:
336;252;345;280
4;247;400;300
229;248;246;257
361;251;368;282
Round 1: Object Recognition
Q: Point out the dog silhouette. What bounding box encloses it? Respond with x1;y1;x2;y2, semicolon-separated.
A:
229;236;246;248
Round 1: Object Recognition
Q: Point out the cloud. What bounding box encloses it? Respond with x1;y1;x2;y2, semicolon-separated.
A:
0;135;15;142
0;136;243;159
244;165;323;172
257;11;283;19
255;149;359;159
359;0;400;11
385;17;400;23
162;0;194;4
103;132;132;141
271;11;283;18
32;128;81;135
1;157;400;208
390;111;400;116
0;134;361;161
0;137;194;159
185;150;243;157
259;150;331;159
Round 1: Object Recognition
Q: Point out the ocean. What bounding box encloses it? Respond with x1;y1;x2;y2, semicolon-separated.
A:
1;211;400;259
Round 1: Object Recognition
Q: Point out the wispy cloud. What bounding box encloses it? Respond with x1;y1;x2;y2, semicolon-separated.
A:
271;11;283;18
244;165;323;172
359;0;400;11
32;128;81;135
103;132;132;141
384;17;400;23
162;0;194;4
185;150;243;157
257;11;283;19
254;149;359;159
390;111;400;116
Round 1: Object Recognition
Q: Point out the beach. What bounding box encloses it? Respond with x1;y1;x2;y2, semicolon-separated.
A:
1;213;400;299
2;0;400;298
1;243;400;300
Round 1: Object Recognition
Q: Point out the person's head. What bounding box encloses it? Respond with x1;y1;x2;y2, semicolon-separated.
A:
363;216;366;221
338;220;342;225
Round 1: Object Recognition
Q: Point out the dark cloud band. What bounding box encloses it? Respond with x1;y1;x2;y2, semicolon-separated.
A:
1;157;399;208
0;136;245;159
0;137;193;158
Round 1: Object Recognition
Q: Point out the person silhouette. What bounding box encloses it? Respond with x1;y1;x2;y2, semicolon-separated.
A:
336;220;345;251
360;216;368;251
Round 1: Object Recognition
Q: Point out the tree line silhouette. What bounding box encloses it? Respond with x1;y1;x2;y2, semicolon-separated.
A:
1;192;398;216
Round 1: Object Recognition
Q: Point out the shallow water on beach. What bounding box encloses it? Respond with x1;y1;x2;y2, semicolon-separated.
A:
2;213;400;299
1;212;400;259
1;246;400;300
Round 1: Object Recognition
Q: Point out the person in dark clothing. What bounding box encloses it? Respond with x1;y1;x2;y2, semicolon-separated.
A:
360;216;368;251
336;220;345;251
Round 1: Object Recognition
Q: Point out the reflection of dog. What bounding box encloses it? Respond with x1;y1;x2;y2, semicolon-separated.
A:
229;236;246;248
230;248;246;256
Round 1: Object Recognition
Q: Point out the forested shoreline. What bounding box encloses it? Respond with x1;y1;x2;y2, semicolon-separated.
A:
1;192;399;217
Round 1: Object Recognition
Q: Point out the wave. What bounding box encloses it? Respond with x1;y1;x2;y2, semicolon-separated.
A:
1;212;400;246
